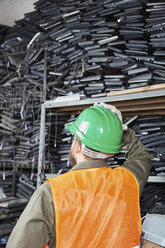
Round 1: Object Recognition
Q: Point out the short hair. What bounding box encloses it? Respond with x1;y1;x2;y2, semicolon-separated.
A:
75;136;108;161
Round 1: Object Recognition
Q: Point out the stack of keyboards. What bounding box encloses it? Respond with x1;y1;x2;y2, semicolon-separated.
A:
0;172;13;199
16;174;37;199
128;115;165;177
45;113;75;174
0;197;28;244
0;171;36;242
0;81;51;170
0;1;165;99
140;183;165;217
0;25;11;48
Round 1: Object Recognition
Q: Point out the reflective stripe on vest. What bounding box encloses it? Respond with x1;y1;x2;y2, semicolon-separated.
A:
48;167;142;248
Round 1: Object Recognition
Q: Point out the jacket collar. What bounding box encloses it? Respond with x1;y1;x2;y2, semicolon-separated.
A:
70;159;109;171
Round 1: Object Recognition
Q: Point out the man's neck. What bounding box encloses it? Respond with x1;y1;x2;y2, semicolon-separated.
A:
70;159;108;171
75;155;86;164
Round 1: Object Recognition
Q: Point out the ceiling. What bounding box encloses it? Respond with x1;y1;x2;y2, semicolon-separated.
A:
0;0;36;26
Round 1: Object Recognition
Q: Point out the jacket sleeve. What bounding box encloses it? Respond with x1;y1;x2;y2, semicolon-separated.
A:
122;128;153;196
6;182;55;248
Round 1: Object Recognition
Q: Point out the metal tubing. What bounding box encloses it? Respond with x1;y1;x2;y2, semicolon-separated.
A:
37;104;46;188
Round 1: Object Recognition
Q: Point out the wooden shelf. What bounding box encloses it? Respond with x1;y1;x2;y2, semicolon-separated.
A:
44;89;165;116
37;89;165;187
107;83;165;97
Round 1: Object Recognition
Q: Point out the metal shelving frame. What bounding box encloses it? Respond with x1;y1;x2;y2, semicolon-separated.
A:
37;89;165;187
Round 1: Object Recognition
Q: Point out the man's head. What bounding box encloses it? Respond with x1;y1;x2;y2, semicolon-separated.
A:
69;136;115;166
67;105;123;166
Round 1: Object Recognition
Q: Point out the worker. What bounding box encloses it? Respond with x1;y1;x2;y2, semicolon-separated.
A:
6;103;152;248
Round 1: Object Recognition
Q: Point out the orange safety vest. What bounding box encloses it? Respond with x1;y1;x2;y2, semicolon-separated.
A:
46;167;142;248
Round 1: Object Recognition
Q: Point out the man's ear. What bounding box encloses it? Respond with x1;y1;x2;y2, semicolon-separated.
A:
74;139;81;154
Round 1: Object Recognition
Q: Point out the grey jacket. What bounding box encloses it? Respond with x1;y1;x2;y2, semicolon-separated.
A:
6;128;152;248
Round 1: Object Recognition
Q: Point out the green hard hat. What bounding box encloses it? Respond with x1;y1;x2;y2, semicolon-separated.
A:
67;106;123;154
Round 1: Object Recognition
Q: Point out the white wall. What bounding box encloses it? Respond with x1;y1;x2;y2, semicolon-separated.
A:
0;0;36;26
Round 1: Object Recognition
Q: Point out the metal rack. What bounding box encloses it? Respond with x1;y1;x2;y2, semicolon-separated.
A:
37;89;165;187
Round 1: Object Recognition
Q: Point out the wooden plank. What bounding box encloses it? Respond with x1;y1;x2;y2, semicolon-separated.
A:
107;84;165;96
111;96;165;107
119;103;165;112
123;110;165;116
54;96;165;112
53;105;165;116
54;104;92;112
54;104;165;113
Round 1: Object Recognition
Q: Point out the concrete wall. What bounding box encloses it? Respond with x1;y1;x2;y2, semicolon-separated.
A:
0;0;36;26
